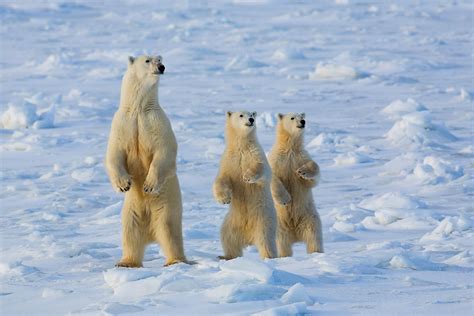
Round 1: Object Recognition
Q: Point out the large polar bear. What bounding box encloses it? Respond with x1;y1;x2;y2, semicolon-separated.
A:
105;55;187;267
213;111;277;259
269;113;323;257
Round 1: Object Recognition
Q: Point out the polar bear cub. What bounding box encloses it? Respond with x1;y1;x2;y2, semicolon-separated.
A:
269;112;323;257
105;55;187;267
213;111;277;259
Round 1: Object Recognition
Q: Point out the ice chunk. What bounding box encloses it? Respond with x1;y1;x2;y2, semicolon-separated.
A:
281;283;313;305
219;257;274;283
421;216;471;241
412;156;463;184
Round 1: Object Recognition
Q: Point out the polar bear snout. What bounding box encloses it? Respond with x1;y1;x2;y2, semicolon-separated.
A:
297;119;305;129
158;64;165;74
152;63;165;75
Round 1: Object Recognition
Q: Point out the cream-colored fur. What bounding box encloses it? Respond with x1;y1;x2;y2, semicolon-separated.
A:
213;111;277;259
269;112;323;257
105;55;186;267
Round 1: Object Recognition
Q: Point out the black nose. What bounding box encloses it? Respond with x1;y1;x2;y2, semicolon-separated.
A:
158;64;165;73
301;119;305;125
249;118;254;123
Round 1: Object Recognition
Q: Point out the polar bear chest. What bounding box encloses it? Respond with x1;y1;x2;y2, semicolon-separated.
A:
122;111;169;171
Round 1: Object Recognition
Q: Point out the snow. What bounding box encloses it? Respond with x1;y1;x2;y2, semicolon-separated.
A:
1;0;473;315
309;63;362;81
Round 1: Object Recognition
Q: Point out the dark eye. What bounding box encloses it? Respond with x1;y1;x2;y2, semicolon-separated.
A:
239;114;243;118
291;117;295;120
145;59;150;63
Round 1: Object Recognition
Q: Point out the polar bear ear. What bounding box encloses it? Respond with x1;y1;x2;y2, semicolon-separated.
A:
278;113;284;120
300;112;305;118
128;56;135;65
251;111;257;117
227;111;233;118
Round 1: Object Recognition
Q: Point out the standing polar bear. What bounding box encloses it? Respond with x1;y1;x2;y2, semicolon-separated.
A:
105;55;187;267
269;113;323;257
213;111;277;259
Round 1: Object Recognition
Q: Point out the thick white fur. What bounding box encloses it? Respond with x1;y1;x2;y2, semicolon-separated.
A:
213;111;277;259
105;55;186;267
269;112;323;257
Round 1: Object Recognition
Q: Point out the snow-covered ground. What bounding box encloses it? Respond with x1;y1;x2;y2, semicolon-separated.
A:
1;0;473;315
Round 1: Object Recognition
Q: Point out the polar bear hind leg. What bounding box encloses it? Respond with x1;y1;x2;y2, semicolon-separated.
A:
254;219;277;259
116;197;147;268
299;214;324;253
220;215;245;260
277;226;294;257
149;181;187;266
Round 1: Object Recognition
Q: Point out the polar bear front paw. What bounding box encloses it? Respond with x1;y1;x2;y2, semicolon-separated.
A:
215;191;232;204
143;177;162;195
113;176;131;193
243;169;261;184
296;167;314;180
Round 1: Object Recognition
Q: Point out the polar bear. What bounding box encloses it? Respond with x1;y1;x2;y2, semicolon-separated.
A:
269;112;323;257
105;55;187;267
213;111;277;259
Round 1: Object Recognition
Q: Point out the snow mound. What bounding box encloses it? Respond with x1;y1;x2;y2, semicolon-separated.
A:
385;112;457;147
357;193;431;228
256;112;276;129
459;145;474;154
71;168;95;183
382;98;428;119
225;55;267;71
0;261;39;277
389;254;439;270
103;268;159;289
1;102;55;130
444;250;473;267
42;288;71;298
309;62;362;80
330;205;372;233
271;48;305;61
456;88;471;101
333;151;373;166
307;133;359;151
421;216;471;241
411;156;463;184
359;192;426;211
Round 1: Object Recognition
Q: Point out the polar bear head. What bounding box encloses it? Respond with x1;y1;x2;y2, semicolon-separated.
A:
226;111;257;135
127;55;165;85
278;112;306;135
